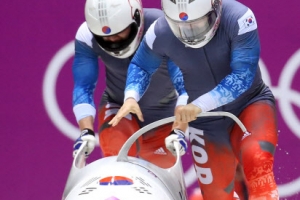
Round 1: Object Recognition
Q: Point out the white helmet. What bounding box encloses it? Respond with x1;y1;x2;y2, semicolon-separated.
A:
85;0;144;58
162;0;222;48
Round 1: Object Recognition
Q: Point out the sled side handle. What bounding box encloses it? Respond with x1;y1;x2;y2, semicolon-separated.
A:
73;141;88;169
62;141;88;200
117;111;247;162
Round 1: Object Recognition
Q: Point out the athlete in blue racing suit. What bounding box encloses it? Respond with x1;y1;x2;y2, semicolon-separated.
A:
110;0;279;199
72;0;188;169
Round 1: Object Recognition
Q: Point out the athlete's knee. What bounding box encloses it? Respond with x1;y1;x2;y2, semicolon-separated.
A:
98;107;141;157
242;140;275;171
99;126;140;157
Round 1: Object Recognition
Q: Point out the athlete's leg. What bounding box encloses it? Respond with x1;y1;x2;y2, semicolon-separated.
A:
98;103;142;157
230;101;278;199
189;126;237;200
138;123;176;168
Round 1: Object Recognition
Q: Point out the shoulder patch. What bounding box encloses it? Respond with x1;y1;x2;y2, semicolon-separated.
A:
75;22;94;47
145;20;158;50
237;9;257;35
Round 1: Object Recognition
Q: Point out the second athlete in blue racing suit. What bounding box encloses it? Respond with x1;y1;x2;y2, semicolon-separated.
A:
73;0;187;169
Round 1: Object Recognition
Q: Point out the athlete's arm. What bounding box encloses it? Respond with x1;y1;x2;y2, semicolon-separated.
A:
72;39;99;126
192;9;260;112
109;37;164;126
124;38;163;101
167;59;189;106
72;31;99;157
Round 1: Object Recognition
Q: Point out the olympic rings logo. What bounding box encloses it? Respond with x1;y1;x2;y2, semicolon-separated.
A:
43;41;300;198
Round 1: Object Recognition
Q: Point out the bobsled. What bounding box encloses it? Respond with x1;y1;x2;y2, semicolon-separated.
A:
62;112;248;200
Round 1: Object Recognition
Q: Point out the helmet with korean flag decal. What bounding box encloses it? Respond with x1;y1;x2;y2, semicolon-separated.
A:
85;0;144;58
162;0;222;48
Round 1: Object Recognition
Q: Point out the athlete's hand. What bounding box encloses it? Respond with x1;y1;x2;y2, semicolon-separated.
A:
109;98;144;127
165;129;188;156
73;129;96;158
175;103;202;123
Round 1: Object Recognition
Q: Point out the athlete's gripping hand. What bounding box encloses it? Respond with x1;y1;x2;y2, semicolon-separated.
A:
109;98;144;127
73;129;96;158
165;129;188;156
175;103;202;123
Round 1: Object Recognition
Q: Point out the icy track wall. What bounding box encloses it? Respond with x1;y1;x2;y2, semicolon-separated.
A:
1;0;299;199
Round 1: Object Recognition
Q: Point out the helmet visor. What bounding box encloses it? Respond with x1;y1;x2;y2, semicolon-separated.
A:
166;11;217;46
